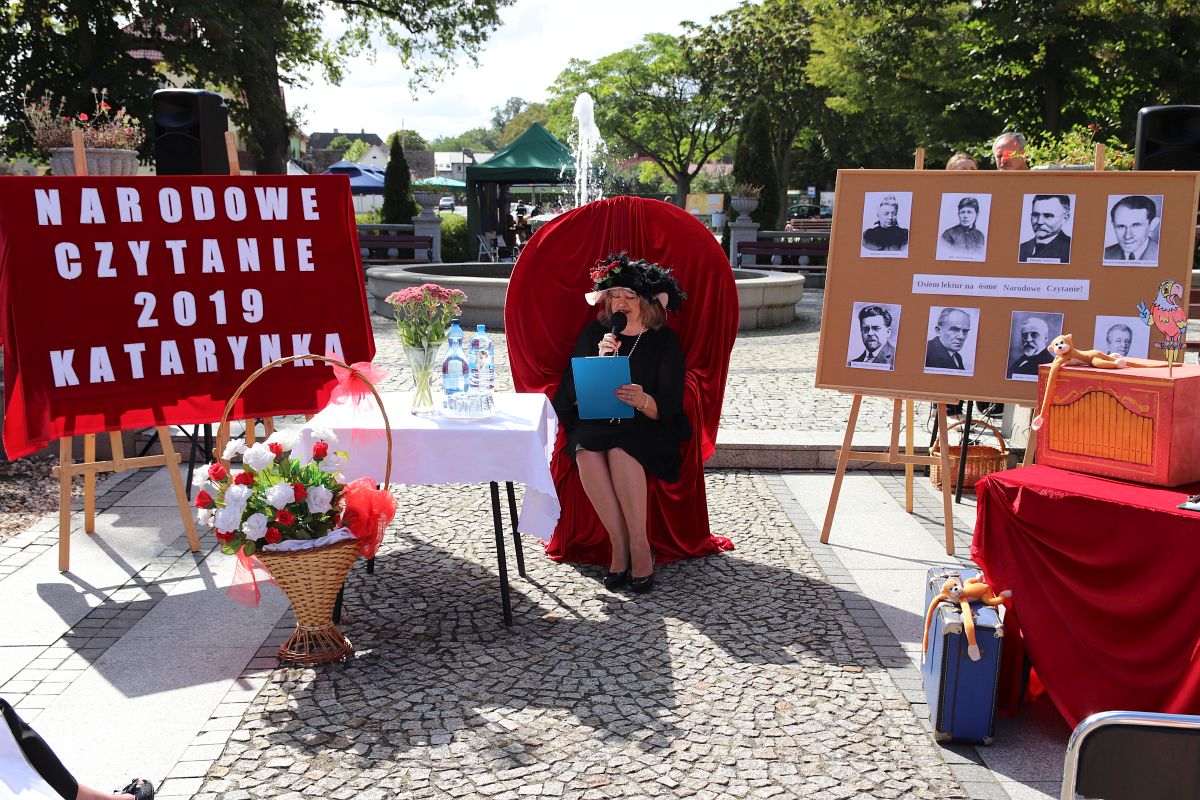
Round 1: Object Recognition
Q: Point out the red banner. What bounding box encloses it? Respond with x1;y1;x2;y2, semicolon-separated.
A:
0;175;374;457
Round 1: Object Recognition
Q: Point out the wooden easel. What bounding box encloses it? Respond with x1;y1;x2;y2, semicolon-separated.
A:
822;394;958;555
52;130;200;571
821;149;957;554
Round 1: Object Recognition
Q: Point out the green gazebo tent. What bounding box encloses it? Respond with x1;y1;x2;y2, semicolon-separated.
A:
466;123;575;255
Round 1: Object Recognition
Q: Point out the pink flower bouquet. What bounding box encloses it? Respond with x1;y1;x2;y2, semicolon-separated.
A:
385;283;467;349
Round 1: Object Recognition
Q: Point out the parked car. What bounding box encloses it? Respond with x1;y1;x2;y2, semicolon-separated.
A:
786;202;832;219
438;196;455;211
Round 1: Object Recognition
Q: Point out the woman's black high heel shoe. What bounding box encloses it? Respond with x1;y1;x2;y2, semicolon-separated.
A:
603;569;630;590
630;554;655;594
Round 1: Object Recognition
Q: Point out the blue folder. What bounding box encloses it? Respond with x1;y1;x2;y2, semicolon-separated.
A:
572;356;634;419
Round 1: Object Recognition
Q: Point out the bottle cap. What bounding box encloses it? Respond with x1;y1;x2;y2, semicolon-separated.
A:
477;324;486;332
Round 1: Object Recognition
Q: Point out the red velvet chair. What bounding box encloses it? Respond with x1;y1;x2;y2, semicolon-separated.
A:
506;196;738;565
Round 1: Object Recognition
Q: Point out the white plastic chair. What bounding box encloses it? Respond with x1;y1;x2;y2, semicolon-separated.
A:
477;234;499;262
1061;710;1200;799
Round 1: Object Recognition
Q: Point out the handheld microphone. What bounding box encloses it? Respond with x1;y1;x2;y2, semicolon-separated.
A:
608;312;627;337
606;312;627;355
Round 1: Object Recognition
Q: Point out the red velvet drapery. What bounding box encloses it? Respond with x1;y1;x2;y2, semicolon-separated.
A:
973;465;1200;728
506;197;738;565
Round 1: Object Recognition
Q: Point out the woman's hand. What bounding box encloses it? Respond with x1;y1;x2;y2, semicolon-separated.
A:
615;384;656;419
598;333;619;356
614;383;643;408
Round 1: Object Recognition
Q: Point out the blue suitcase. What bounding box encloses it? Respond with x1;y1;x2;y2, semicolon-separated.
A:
922;567;1004;744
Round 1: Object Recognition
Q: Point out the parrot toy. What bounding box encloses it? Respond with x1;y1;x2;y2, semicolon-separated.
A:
1137;280;1187;365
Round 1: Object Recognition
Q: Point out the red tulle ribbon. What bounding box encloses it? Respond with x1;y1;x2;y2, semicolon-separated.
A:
329;360;387;405
339;477;397;559
227;545;277;607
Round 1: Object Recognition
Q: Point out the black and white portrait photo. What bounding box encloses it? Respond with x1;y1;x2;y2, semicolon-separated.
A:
1092;315;1150;360
935;193;991;262
923;306;979;376
1102;194;1163;267
846;302;902;371
860;191;912;258
1017;194;1075;264
1006;311;1064;381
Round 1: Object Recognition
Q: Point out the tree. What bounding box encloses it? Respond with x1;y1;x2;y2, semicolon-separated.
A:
343;138;371;162
686;0;819;227
140;0;514;174
733;98;781;229
548;33;737;205
381;136;418;224
804;0;1200;147
327;134;352;153
429;127;500;152
491;97;528;131
0;0;161;159
387;129;428;151
498;102;549;148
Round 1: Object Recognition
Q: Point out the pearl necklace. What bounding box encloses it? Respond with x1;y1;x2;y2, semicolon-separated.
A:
622;331;644;357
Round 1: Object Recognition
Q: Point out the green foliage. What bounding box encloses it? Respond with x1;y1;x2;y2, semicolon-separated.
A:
734;98;781;228
381;136;419;224
0;0;160;160
499;102;549;148
547;33;737;205
343;138;371;162
327;134;352;152
202;439;348;557
804;0;1200;149
687;0;818;219
387;128;428;150
429;127;499;152
132;0;513;173
1026;125;1134;170
439;212;468;262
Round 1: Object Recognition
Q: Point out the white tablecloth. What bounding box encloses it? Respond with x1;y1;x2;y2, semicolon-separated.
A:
295;392;560;540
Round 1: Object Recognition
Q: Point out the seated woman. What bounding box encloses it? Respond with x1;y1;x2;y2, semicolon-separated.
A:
552;254;688;594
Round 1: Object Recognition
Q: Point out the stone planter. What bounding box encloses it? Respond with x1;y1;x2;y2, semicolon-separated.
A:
412;191;440;215
730;195;759;220
49;148;139;177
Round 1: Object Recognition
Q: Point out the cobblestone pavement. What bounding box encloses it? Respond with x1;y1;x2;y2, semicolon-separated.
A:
367;292;911;434
195;472;967;800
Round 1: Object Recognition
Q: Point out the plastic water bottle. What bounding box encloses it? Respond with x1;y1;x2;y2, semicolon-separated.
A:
468;324;496;393
441;321;469;397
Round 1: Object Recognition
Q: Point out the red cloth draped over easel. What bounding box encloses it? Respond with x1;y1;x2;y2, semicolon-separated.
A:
972;465;1200;728
506;196;737;565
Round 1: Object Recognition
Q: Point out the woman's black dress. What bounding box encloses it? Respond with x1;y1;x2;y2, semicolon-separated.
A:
552;320;691;483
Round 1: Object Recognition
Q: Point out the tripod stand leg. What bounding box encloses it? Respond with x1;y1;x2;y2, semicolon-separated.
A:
821;394;862;544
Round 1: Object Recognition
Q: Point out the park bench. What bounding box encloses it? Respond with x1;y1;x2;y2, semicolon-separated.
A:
357;227;433;266
735;239;829;270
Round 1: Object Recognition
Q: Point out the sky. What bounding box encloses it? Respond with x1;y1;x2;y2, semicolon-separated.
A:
288;0;745;144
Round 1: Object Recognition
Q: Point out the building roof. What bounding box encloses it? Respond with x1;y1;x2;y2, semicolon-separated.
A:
308;130;384;151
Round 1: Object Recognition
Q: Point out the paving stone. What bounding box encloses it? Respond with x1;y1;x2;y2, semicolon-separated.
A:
193;469;968;799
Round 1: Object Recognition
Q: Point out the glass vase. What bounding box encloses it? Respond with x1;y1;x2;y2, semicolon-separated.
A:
403;343;442;416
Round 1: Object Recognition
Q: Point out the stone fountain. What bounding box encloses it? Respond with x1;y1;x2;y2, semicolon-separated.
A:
366;94;804;330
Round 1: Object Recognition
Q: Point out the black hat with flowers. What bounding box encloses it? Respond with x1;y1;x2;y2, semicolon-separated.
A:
584;252;687;310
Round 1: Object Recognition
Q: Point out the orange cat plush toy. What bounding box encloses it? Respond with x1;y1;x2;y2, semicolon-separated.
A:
922;575;1011;662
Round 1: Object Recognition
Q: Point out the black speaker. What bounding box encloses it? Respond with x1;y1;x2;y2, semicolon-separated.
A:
1134;105;1200;170
152;89;230;175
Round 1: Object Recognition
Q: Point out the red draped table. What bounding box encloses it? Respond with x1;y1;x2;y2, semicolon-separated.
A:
972;465;1200;728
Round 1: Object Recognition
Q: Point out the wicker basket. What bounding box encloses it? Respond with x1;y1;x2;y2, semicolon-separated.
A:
216;355;393;665
930;420;1008;493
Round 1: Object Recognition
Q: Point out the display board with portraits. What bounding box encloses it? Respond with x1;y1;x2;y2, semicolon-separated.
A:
816;169;1200;405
